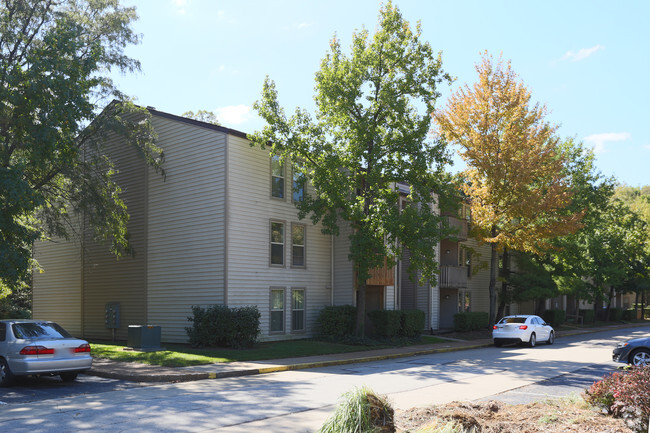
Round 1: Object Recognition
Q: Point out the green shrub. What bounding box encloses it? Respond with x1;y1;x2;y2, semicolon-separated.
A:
185;305;260;349
579;309;595;323
454;312;489;331
608;307;623;321
317;386;394;433
584;367;650;433
542;309;566;326
623;309;637;321
316;305;357;339
368;310;402;338
401;309;425;337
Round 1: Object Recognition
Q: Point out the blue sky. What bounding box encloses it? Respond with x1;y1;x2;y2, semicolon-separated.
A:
113;0;650;186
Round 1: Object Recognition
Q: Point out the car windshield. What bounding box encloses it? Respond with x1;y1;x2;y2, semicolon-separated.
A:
12;322;72;339
500;317;526;324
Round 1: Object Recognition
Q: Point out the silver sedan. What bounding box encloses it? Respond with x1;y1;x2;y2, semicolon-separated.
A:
0;320;92;386
492;315;555;347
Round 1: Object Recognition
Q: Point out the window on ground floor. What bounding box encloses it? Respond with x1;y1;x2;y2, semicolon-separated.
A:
270;288;285;333
291;288;305;332
458;290;471;313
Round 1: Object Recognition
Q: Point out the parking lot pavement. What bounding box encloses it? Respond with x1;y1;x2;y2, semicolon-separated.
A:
478;363;619;404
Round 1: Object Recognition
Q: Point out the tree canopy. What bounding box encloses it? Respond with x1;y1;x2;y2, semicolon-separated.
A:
0;0;162;295
250;1;455;335
434;53;583;324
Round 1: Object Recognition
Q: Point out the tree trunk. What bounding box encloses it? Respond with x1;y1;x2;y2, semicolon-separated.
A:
355;279;367;337
488;238;498;327
606;285;615;321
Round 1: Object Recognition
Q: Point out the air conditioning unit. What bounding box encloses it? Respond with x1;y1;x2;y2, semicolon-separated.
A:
127;325;162;351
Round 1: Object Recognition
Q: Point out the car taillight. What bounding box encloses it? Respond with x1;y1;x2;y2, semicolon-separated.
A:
74;344;91;353
493;325;497;330
519;325;528;330
19;345;55;355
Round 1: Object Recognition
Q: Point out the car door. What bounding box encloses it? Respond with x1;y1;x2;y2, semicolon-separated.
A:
533;316;549;341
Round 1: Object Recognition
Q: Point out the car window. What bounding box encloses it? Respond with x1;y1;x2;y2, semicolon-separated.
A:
0;323;5;342
12;322;72;339
500;317;526;324
531;317;540;325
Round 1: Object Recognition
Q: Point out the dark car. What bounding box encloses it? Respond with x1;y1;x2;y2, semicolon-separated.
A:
0;320;92;386
612;336;650;366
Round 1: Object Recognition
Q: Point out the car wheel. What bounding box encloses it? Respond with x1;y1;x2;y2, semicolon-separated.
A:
0;358;14;387
546;331;555;345
60;372;78;382
528;333;536;348
630;349;650;367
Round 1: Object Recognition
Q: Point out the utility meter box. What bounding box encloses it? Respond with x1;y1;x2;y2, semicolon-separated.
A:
105;303;120;329
127;325;162;350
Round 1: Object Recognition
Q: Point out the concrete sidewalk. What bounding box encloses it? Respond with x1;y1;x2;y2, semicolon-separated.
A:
86;323;649;383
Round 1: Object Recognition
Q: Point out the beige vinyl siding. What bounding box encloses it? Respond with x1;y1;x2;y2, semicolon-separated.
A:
32;237;83;336
146;117;227;343
333;221;355;305
463;238;492;314
82;132;147;341
226;136;332;341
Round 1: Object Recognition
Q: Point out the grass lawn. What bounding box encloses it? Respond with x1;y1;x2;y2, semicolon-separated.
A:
91;336;447;368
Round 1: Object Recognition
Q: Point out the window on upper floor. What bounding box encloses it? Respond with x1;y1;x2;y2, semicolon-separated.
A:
292;166;305;202
270;288;285;333
271;155;285;199
270;221;285;266
291;288;305;332
291;224;305;268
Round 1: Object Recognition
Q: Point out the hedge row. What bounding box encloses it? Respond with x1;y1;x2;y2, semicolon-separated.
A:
367;309;425;338
453;312;489;331
185;305;261;349
541;309;566;326
316;305;357;339
316;306;425;339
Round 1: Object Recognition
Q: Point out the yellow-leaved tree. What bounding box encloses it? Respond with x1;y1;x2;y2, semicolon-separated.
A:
434;52;583;325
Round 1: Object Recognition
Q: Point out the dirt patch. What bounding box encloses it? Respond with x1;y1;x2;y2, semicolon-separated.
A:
395;399;634;433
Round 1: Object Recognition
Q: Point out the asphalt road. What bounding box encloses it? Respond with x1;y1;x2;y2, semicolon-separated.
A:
0;326;647;433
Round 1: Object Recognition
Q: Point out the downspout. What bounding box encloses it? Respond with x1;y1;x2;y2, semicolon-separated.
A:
224;134;230;306
330;234;334;306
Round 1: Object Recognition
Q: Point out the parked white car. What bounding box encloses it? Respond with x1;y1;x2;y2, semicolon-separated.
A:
0;320;92;386
492;315;555;347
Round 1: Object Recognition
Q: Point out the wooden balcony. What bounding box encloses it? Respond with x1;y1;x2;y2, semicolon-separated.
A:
439;265;468;289
444;216;468;241
366;257;395;286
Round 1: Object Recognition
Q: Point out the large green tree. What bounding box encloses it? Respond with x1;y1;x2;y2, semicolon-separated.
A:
0;0;162;295
250;2;455;336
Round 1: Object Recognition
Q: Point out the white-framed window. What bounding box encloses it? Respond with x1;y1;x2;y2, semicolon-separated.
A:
291;223;306;268
270;220;285;266
270;288;285;333
291;288;306;332
292;163;305;202
271;155;285;199
458;290;471;313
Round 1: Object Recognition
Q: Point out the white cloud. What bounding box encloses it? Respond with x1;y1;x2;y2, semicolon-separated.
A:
584;132;631;154
562;44;605;62
215;105;253;125
171;0;188;15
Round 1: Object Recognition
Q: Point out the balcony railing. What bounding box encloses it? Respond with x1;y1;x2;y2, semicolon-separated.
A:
443;216;468;241
439;265;468;289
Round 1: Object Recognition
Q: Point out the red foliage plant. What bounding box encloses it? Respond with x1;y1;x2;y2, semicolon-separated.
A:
584;366;650;432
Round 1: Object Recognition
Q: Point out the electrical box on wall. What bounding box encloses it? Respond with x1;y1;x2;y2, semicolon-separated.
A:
105;303;120;329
